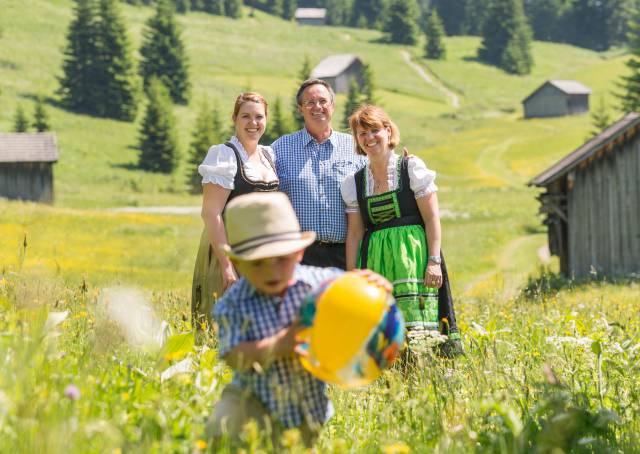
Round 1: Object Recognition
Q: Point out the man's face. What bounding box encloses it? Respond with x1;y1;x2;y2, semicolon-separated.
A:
299;84;334;129
233;250;303;296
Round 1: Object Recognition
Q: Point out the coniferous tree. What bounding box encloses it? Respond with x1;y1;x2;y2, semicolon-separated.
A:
282;0;296;20
93;0;139;120
186;100;223;192
384;0;420;44
292;55;312;129
325;0;349;25
203;0;225;14
174;0;190;13
13;105;29;132
343;78;361;129
360;63;376;104
262;97;291;144
432;0;466;35
138;78;180;173
478;0;533;75
225;0;242;17
567;0;631;51
33;98;51;132
425;8;446;59
619;6;640;112
139;0;191;104
57;0;100;114
351;0;386;29
523;0;570;42
461;0;487;36
267;0;283;16
589;95;611;139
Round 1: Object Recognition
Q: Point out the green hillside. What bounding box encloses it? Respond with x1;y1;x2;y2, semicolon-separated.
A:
2;4;640;452
0;0;631;294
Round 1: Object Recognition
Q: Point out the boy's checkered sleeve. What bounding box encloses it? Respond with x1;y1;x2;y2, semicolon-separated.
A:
213;305;251;358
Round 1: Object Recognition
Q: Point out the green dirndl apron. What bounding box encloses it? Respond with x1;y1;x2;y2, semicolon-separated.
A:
355;157;439;331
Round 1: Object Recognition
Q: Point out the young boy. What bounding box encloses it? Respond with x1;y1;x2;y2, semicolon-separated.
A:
205;191;343;449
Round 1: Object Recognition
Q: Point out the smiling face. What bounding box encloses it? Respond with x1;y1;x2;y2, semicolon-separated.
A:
233;250;304;296
233;101;267;144
299;84;335;130
355;123;392;158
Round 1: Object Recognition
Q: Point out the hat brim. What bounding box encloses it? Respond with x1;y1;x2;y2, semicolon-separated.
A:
223;231;316;261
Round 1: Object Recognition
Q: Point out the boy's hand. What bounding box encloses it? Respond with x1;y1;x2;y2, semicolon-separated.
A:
273;320;304;357
352;269;392;292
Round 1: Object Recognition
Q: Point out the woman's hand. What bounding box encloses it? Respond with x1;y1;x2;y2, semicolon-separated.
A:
425;262;443;289
222;265;238;290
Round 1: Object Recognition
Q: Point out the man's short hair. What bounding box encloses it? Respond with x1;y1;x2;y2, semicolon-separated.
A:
295;78;335;106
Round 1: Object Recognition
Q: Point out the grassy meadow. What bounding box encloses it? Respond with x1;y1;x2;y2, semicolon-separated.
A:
1;0;639;452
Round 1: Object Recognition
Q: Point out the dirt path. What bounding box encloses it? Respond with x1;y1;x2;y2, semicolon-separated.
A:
400;50;460;108
475;138;523;187
463;234;545;300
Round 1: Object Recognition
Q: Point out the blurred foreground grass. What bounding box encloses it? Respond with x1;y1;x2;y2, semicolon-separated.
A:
0;258;638;452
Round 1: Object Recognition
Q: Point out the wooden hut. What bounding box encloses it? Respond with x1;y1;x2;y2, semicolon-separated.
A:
0;133;59;204
523;80;591;119
310;54;364;94
529;112;640;278
294;8;326;26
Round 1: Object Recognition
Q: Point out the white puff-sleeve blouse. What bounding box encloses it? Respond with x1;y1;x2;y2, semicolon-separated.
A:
340;152;437;213
197;136;278;189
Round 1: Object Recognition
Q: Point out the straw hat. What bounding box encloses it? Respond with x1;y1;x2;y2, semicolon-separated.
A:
222;192;316;261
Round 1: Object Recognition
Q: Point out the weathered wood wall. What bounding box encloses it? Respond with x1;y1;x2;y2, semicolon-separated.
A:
333;60;364;93
524;86;589;118
0;162;54;203
567;135;640;277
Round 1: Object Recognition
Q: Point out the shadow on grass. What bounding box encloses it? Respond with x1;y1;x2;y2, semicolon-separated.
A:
519;265;640;302
0;59;20;71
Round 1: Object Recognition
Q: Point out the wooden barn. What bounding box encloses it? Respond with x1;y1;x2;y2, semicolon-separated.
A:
310;54;364;94
0;133;59;204
529;112;640;278
294;8;326;26
523;80;591;119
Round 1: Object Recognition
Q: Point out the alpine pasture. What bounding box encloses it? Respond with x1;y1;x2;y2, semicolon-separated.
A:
0;1;638;452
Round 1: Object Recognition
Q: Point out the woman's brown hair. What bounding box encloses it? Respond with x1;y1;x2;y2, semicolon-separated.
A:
348;105;400;155
232;92;269;119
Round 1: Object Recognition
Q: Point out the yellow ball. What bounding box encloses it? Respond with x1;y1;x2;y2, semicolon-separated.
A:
298;272;404;388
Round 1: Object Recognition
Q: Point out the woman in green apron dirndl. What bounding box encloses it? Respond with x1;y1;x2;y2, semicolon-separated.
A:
341;105;461;355
191;93;279;332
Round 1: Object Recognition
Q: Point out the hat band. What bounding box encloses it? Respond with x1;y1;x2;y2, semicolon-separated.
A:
231;231;304;254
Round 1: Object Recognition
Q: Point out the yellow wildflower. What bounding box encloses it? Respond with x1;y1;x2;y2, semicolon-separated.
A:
195;439;207;450
383;442;411;454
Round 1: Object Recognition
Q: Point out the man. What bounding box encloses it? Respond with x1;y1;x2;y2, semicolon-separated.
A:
272;79;366;269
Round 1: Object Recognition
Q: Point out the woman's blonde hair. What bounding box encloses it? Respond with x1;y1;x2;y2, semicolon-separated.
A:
348;105;400;155
232;92;268;119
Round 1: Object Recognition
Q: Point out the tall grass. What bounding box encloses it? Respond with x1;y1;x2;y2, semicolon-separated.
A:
1;270;638;452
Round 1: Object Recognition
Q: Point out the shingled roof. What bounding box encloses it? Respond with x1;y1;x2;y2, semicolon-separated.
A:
294;8;326;20
529;112;640;186
311;54;361;78
523;80;591;103
0;133;59;163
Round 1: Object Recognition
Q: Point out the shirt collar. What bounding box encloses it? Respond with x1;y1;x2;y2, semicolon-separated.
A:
301;127;339;148
229;136;250;159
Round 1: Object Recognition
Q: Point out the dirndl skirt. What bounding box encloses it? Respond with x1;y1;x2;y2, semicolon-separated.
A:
191;228;223;329
358;224;439;330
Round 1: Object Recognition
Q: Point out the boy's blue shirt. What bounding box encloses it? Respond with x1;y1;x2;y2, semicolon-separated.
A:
213;264;343;429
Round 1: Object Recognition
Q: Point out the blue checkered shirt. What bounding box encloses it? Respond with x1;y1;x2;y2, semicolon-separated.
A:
272;129;366;243
213;264;343;428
